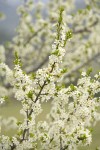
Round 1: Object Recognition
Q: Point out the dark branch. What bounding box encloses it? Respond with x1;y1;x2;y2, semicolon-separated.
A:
73;19;98;34
24;27;45;47
27;54;49;73
64;52;100;78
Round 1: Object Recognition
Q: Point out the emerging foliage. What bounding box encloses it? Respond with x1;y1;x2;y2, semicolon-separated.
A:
0;0;100;150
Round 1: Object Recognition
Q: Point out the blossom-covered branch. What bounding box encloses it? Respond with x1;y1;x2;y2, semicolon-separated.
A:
0;0;100;150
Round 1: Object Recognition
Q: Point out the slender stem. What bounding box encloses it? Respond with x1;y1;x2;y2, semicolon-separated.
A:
24;27;45;47
64;52;100;78
60;129;63;150
27;54;49;73
29;62;56;116
10;8;63;149
73;19;98;34
10;62;56;150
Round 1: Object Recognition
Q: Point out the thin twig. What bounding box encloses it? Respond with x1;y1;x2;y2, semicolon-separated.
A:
73;19;98;34
64;52;100;78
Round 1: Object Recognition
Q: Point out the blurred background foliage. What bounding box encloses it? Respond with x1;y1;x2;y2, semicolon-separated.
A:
0;0;85;43
0;0;100;149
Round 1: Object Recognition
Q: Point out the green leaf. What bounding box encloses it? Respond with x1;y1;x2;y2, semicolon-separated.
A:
30;133;34;137
14;51;22;66
52;50;60;56
30;72;36;80
78;9;83;14
86;5;91;10
78;134;86;141
86;67;92;76
61;68;67;74
27;91;33;99
66;30;72;40
17;121;22;126
70;84;76;91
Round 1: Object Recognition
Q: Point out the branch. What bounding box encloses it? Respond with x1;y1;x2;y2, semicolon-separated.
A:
26;21;99;74
60;129;63;150
24;26;45;47
73;19;98;34
27;54;49;73
10;62;56;150
64;52;100;78
5;51;100;90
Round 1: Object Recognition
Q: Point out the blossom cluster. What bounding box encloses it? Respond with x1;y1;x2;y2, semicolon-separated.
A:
0;0;100;150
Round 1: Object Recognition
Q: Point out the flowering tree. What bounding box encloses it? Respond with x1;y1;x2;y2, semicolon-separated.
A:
0;0;100;150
